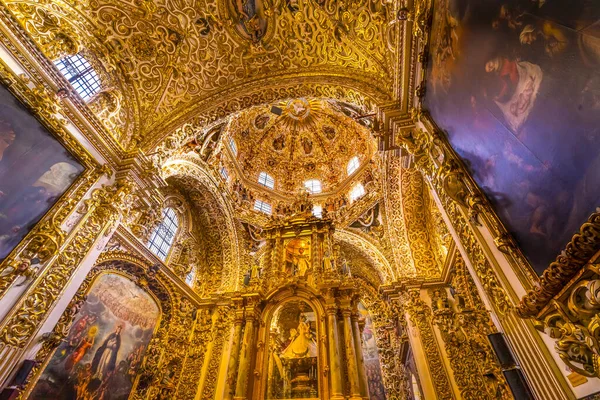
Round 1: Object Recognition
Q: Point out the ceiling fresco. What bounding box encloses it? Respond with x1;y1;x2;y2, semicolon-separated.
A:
425;0;600;274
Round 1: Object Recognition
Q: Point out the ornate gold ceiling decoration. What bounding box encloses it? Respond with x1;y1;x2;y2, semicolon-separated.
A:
4;0;400;149
225;98;375;195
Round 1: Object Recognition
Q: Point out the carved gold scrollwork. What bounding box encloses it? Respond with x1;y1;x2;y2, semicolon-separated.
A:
519;209;600;317
0;180;136;348
428;257;511;399
406;289;456;400
0;62;105;298
534;264;600;378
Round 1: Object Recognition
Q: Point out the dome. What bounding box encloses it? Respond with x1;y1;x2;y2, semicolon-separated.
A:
223;98;375;197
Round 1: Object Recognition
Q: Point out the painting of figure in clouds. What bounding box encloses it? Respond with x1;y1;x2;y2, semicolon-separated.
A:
426;0;600;274
31;273;160;400
0;83;84;261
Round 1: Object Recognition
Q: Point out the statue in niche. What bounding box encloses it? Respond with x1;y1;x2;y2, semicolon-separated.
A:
285;239;311;277
254;113;270;129
281;314;317;358
273;135;285;151
301;137;313;155
230;0;268;42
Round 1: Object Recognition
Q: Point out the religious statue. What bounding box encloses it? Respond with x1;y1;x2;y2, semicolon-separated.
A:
281;315;317;358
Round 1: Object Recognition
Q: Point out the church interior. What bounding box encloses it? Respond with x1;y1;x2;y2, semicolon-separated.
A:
0;0;599;399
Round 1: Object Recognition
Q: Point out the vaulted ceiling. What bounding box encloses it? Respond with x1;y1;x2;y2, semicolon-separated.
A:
2;0;454;285
5;0;404;149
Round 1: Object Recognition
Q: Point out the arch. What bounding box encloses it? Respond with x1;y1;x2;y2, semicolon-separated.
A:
5;1;398;150
256;285;328;399
263;298;321;398
145;80;387;151
161;156;243;291
335;229;396;283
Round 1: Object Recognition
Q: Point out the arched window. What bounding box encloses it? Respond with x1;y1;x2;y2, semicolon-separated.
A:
258;172;275;189
229;137;238;156
347;156;360;175
147;207;179;261
349;183;365;202
254;199;272;215
304;179;322;194
312;204;322;218
220;165;229;180
54;53;101;101
185;266;196;286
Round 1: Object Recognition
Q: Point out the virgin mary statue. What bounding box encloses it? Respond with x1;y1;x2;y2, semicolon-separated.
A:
281;315;317;359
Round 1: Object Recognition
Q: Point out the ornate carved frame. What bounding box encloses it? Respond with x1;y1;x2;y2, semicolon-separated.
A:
253;286;329;400
0;56;101;295
18;255;174;399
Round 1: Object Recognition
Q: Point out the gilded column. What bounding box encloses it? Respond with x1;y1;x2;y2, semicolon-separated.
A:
234;309;257;400
341;303;362;400
351;308;369;399
326;302;344;400
224;308;245;400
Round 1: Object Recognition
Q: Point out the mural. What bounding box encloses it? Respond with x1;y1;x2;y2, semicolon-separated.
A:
358;302;386;400
0;84;84;261
265;300;319;399
31;273;160;400
425;0;600;274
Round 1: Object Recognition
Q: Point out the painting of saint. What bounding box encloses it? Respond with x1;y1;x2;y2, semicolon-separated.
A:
425;0;600;274
229;0;268;42
0;84;84;261
273;135;285;151
301;137;313;155
254;113;270;130
31;273;160;400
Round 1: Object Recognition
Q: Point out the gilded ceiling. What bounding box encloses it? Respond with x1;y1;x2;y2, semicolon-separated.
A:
5;0;401;148
225;98;375;195
0;0;450;285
